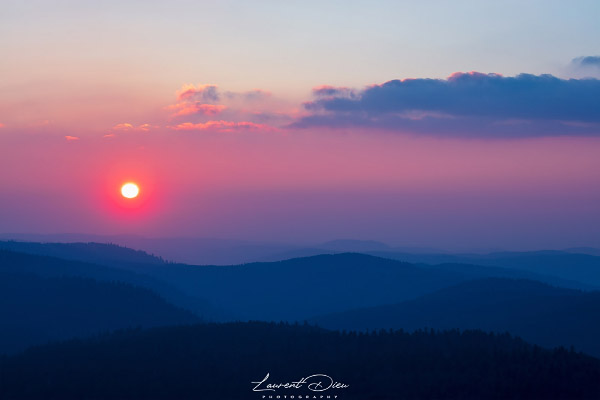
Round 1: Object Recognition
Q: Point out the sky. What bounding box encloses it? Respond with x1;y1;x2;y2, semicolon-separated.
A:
1;0;600;251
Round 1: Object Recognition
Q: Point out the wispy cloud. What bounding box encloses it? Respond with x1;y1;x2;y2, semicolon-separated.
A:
165;84;288;131
169;120;275;132
64;135;79;141
224;89;272;101
112;123;134;131
166;102;227;118
111;123;155;132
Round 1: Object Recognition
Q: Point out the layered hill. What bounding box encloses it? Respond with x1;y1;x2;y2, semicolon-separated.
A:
312;278;600;357
114;253;468;321
0;240;165;266
367;250;600;287
0;254;200;354
0;250;222;349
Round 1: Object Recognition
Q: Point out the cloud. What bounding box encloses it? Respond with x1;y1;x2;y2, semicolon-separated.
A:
225;89;272;101
169;120;275;132
293;72;600;136
0;123;4;128
64;136;79;141
176;84;272;104
111;123;155;132
572;56;600;68
176;84;220;102
167;84;286;127
311;85;355;98
112;123;134;131
169;84;269;119
166;102;226;118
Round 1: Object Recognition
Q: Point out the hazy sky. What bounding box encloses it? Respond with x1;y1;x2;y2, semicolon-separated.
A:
1;0;599;250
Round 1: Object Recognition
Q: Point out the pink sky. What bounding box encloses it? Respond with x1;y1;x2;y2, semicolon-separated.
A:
2;1;600;250
2;112;599;250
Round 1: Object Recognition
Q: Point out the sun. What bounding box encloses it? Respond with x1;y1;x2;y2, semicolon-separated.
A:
121;183;140;199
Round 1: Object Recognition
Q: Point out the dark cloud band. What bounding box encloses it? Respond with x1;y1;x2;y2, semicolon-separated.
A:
293;72;600;137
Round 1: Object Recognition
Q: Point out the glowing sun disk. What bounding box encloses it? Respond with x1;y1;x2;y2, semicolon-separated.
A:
121;183;139;199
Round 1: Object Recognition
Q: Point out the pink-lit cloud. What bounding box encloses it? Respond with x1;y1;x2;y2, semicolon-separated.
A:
111;123;156;133
166;102;227;118
169;120;275;132
164;84;293;130
112;123;134;131
64;135;80;141
176;84;220;102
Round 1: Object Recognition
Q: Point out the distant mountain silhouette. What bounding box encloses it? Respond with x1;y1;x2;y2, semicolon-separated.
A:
254;241;449;262
318;239;449;254
35;245;588;319
0;254;200;354
319;239;392;251
311;278;600;357
1;322;599;399
563;247;600;257
413;261;598;290
109;253;469;321
0;240;165;266
366;250;600;288
0;234;300;265
2;244;594;322
0;234;442;264
0;250;226;324
6;239;595;289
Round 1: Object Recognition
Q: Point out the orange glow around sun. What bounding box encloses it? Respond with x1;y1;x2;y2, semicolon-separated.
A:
121;182;140;199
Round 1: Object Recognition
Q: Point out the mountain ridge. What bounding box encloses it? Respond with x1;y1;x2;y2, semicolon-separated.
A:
311;277;600;357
